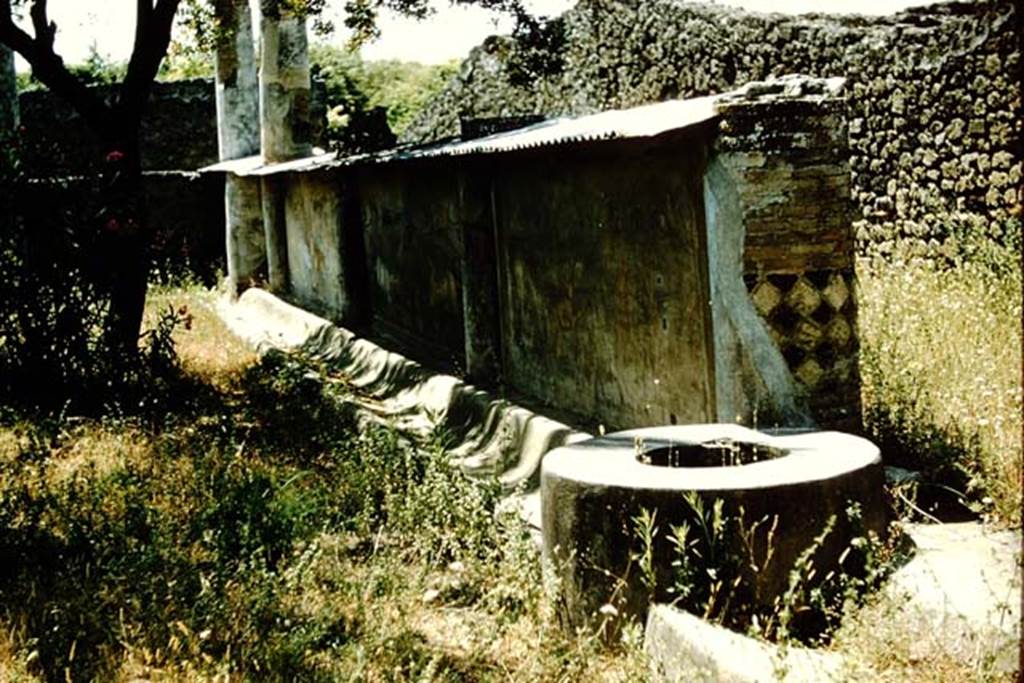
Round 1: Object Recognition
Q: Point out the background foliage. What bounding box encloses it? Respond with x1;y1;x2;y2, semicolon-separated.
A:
17;44;456;145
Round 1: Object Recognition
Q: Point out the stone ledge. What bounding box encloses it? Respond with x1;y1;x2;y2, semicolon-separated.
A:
883;521;1021;673
645;604;845;682
217;287;592;496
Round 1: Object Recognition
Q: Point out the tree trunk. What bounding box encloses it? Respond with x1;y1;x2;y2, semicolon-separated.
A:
97;130;150;355
1;0;181;358
0;43;16;133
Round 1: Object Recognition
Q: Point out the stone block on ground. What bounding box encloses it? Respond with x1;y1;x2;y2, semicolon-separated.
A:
645;604;845;682
883;521;1021;672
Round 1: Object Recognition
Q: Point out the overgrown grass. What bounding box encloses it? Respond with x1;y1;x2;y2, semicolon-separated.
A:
0;285;647;681
0;236;1019;680
857;253;1022;526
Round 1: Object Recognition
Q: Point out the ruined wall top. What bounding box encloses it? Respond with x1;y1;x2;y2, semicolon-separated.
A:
404;0;1020;259
715;74;845;109
713;75;848;156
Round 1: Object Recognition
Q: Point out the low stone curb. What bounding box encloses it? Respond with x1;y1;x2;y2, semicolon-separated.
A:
645;604;845;682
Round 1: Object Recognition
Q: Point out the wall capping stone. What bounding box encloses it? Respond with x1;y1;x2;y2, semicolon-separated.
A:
218;287;591;491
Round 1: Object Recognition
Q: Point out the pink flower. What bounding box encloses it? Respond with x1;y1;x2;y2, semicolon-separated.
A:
105;150;125;163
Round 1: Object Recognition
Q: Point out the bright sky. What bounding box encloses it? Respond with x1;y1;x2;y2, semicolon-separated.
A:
12;0;941;71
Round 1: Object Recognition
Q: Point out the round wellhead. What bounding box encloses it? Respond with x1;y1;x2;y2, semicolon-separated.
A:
540;424;886;635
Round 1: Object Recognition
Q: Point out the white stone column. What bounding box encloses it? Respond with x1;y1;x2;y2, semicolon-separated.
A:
1;44;18;135
258;0;312;162
214;0;264;295
258;0;313;293
260;174;289;293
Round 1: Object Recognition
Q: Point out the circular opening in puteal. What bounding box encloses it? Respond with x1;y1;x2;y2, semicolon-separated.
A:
638;439;785;468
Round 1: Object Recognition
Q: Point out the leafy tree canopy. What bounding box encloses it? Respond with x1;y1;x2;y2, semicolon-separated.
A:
310;45;457;137
0;0;555;355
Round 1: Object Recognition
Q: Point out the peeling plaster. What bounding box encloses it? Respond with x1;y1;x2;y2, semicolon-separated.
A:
704;155;815;427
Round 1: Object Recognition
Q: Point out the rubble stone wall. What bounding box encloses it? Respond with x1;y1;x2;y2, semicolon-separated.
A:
404;0;1021;256
19;80;219;175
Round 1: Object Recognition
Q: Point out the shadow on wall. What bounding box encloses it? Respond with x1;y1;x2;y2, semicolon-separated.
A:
219;76;863;435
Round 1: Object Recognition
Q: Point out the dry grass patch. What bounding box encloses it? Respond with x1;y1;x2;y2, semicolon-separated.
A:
0;283;649;680
0;428;31;464
144;283;258;385
45;422;149;484
0;622;38;683
858;256;1022;525
3;259;1017;680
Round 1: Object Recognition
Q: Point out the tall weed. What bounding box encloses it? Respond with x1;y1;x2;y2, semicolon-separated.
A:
0;317;646;680
858;252;1022;525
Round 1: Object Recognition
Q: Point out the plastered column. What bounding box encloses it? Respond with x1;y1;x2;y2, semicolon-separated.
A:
1;44;18;135
259;0;312;161
258;1;312;293
261;175;289;293
214;0;264;295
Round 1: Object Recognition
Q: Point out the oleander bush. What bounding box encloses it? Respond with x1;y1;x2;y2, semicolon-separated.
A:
0;130;190;416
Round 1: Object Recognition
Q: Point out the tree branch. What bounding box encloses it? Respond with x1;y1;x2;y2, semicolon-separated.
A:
119;0;181;126
133;0;153;59
28;0;55;48
0;0;114;140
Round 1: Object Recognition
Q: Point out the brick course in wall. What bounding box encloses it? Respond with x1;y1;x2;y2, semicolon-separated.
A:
713;80;861;428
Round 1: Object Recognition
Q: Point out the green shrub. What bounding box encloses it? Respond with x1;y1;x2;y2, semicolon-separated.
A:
636;494;904;647
310;45;457;141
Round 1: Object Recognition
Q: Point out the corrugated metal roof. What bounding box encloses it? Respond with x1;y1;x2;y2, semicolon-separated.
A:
199;94;721;177
364;94;720;162
200;76;846;177
201;151;335;176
